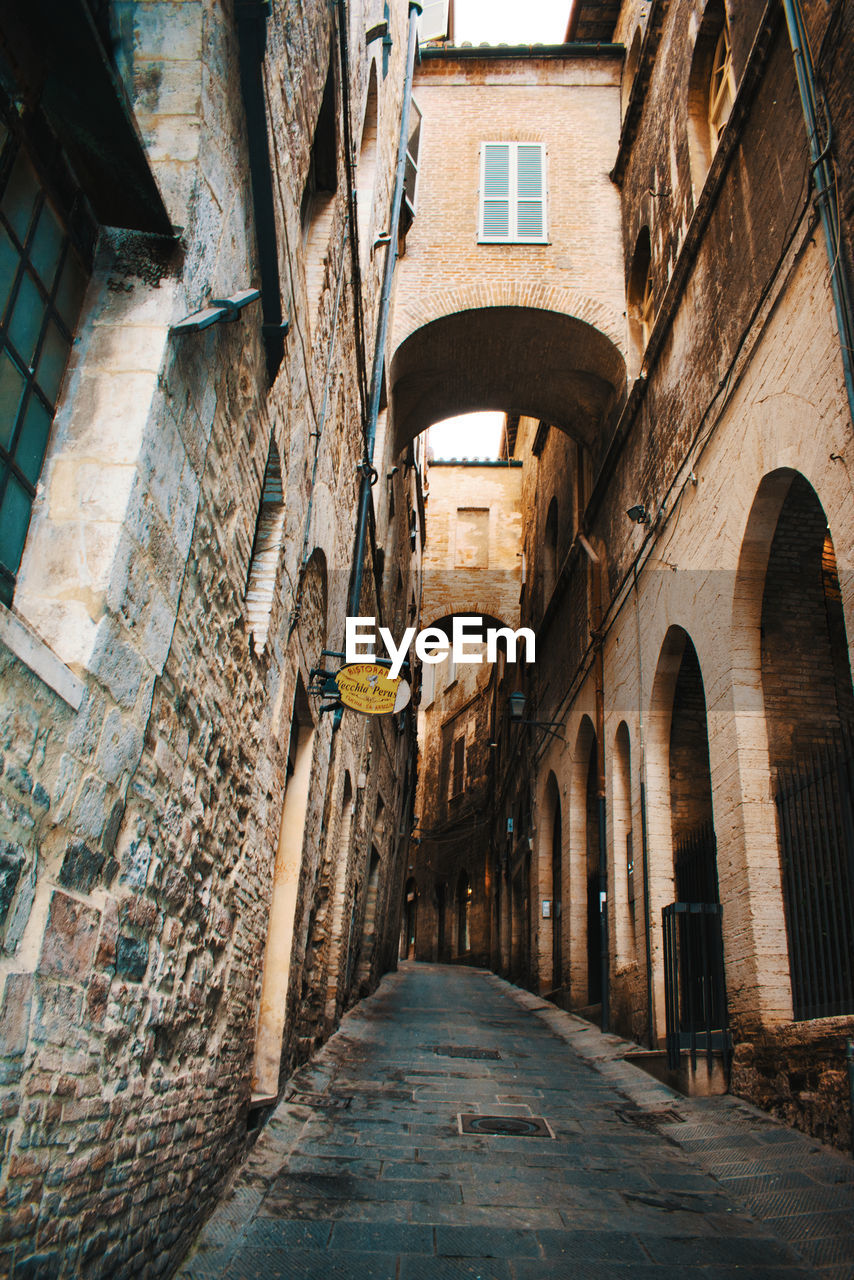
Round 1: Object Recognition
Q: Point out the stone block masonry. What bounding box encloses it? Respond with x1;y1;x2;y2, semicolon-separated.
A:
0;0;420;1274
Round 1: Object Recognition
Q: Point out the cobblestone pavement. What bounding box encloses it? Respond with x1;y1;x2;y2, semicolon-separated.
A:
177;965;854;1280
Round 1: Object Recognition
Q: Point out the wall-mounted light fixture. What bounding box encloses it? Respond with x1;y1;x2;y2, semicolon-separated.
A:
508;691;564;743
626;503;650;524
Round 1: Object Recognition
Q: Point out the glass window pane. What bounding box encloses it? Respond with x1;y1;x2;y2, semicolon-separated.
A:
7;270;46;366
29;201;64;290
13;394;52;486
1;151;40;245
55;249;87;330
0;226;21;321
0;349;26;451
0;473;33;578
35;320;70;406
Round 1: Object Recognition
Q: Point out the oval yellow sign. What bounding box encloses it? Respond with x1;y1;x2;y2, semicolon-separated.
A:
335;663;411;715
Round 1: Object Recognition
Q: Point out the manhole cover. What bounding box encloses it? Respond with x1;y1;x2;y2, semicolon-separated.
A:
286;1091;352;1109
616;1106;683;1130
458;1114;554;1137
435;1046;501;1060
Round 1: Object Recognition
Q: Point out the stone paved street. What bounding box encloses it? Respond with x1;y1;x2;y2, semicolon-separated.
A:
177;966;854;1280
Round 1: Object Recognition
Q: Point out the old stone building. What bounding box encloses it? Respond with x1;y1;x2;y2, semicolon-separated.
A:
404;0;854;1155
0;0;426;1274
2;0;854;1272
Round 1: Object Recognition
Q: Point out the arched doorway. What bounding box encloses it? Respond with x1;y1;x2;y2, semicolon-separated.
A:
401;877;417;961
457;869;471;955
758;473;854;1019
653;626;728;1070
356;846;382;990
545;772;563;990
585;742;603;1006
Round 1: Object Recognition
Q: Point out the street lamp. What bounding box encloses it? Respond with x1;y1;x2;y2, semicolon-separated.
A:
507;691;564;742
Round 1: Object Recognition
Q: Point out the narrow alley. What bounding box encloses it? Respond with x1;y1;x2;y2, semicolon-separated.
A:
178;966;854;1280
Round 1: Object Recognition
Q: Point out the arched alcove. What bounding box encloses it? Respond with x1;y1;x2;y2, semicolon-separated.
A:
543;771;563;990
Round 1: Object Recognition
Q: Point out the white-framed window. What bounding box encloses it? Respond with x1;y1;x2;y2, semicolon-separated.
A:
403;98;422;221
478;142;547;244
418;0;450;43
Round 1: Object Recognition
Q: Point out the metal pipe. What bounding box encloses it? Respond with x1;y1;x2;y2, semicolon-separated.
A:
781;0;854;423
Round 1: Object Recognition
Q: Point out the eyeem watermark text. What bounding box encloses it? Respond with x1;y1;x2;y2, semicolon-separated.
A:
345;616;536;679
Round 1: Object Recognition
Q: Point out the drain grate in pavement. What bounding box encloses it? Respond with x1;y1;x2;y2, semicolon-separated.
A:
286;1091;352;1109
458;1114;554;1137
435;1045;501;1060
616;1105;684;1130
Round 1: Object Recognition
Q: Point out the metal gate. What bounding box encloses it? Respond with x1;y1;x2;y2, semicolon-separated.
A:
775;740;854;1020
662;902;730;1071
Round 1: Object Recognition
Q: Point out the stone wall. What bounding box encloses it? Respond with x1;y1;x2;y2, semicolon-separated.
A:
0;0;421;1272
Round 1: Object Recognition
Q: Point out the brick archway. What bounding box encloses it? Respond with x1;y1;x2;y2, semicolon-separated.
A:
391;281;625;353
389;300;627;452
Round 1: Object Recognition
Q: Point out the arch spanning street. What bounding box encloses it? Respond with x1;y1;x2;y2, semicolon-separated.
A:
1;0;854;1275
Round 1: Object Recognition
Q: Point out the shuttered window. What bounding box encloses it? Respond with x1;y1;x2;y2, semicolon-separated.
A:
418;0;450;43
479;142;547;244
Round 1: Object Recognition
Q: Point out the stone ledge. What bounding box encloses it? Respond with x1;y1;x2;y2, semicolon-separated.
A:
0;605;85;712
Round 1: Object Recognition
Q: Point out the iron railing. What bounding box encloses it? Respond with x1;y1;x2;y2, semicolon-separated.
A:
775;740;854;1020
674;819;719;904
662;901;731;1071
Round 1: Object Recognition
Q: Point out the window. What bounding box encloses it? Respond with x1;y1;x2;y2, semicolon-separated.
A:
356;64;379;262
687;1;737;198
399;99;422;250
454;507;489;568
628;226;654;365
450;734;465;797
0;113;91;607
302;50;338;316
708;20;736;147
543;497;558;605
244;442;285;654
479;143;547;244
418;0;451;43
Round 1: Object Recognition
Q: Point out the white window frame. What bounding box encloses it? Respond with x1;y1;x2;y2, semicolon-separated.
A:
418;0;450;43
404;97;422;220
478;142;548;245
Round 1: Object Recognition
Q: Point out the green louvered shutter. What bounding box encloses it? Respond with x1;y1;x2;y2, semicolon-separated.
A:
480;143;511;240
479;143;546;242
516;144;545;239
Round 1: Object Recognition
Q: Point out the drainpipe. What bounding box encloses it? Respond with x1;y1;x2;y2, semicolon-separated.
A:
578;534;609;1033
632;562;655;1049
781;0;854;423
344;1;422;629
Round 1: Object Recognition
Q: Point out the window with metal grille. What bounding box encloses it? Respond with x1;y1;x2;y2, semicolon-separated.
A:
0;111;91;607
478;142;547;244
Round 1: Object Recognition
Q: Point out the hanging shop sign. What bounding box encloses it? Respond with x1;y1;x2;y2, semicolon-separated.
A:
335;663;411;715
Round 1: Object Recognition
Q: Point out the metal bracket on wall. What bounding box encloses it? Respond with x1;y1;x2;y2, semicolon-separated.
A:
171;289;261;333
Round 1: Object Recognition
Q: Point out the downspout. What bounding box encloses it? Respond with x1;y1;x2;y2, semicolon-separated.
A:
782;0;854;423
337;0;422;726
632;562;655;1048
578;534;609;1033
